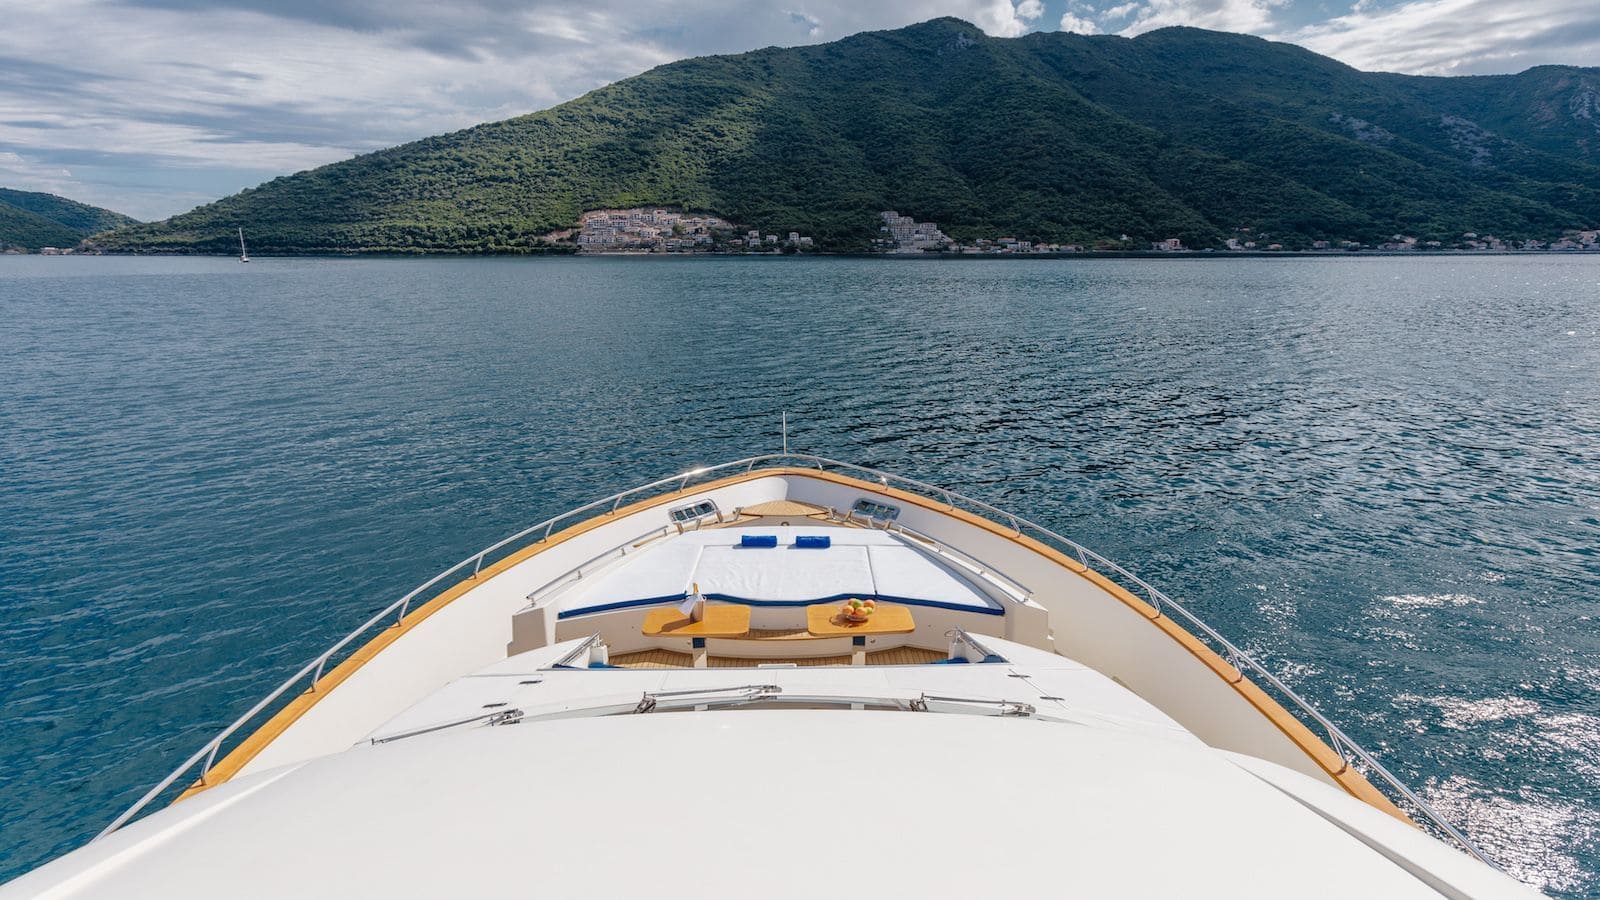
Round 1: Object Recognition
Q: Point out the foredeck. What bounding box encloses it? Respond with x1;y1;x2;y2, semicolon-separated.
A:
82;454;1502;879
550;524;1009;620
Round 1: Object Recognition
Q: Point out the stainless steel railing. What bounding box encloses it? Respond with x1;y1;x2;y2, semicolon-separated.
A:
93;453;1498;869
835;509;1035;603
523;524;675;606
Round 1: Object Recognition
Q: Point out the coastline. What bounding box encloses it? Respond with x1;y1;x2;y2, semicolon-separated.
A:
20;248;1600;260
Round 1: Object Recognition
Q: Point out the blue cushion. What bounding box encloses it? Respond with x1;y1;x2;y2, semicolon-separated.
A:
930;657;970;664
793;535;831;549
740;534;778;548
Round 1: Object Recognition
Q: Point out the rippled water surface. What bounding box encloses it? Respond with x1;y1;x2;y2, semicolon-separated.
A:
3;255;1599;894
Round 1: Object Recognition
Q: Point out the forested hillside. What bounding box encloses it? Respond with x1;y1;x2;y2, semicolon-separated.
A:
94;19;1600;253
0;189;138;250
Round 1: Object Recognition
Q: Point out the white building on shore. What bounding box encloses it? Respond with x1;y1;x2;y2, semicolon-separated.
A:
880;211;953;251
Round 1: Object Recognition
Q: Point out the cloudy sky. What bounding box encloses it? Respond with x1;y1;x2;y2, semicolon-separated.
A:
3;0;1597;220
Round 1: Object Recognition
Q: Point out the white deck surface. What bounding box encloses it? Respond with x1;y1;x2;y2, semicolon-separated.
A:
556;526;1002;616
8;708;1539;899
366;636;1200;747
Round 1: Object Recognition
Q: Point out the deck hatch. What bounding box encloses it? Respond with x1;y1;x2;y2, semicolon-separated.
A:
852;498;900;521
668;500;718;524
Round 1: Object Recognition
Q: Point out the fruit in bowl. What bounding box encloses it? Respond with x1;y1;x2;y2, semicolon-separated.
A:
840;599;876;623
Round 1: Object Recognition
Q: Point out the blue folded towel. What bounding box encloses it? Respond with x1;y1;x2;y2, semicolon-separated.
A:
740;534;778;548
793;535;831;549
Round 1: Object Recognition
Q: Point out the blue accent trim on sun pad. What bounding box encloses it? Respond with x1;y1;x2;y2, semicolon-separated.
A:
703;592;1005;615
557;593;1004;620
556;593;689;618
740;534;778;548
876;594;1003;614
793;535;831;549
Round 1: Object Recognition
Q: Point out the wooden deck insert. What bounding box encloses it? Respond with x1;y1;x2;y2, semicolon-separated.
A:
738;499;830;517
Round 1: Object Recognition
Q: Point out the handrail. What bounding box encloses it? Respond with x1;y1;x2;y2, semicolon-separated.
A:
524;525;673;606
551;632;605;668
838;510;1034;603
93;453;1498;869
946;627;1002;662
369;707;525;745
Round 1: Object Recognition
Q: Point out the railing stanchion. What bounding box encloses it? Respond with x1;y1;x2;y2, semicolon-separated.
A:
1224;651;1246;685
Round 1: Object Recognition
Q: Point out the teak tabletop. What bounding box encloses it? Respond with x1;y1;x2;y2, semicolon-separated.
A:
805;603;915;636
641;604;752;638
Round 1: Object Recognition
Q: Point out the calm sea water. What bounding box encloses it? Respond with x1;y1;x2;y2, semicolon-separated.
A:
2;255;1598;894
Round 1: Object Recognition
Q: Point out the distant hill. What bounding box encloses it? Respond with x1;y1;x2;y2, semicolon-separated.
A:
95;19;1600;254
0;188;139;250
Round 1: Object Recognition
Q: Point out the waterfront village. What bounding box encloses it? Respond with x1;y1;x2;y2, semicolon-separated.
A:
562;208;813;253
1207;229;1600;253
874;214;1600;254
19;211;1598;257
556;206;1600;256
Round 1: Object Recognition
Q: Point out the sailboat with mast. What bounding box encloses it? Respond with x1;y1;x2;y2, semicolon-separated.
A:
237;227;249;263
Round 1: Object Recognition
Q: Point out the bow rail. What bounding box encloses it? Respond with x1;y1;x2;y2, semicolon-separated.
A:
93;454;1497;869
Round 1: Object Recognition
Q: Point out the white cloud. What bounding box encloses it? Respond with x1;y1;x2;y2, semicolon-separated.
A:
1290;0;1600;75
1059;12;1101;33
786;10;825;37
967;0;1045;37
0;0;1075;217
0;151;72;189
1119;0;1287;35
2;0;1597;218
0;0;1074;218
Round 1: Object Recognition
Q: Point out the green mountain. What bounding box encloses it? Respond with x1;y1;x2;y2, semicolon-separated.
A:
95;19;1600;254
0;188;139;250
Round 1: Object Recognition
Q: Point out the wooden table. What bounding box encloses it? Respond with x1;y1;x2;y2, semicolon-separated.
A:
642;605;751;667
805;603;915;665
